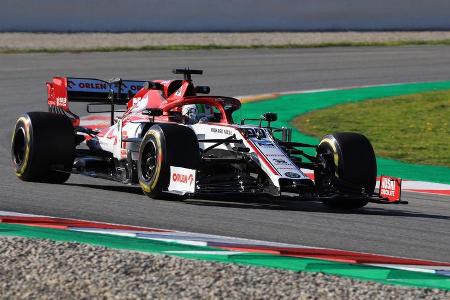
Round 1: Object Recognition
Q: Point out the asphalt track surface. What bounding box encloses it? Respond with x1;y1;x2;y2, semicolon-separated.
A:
0;46;449;262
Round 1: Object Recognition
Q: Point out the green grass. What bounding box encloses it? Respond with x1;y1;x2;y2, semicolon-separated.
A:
2;39;450;54
293;90;450;167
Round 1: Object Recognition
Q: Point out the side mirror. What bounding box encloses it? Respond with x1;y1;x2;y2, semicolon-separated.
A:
143;108;163;116
195;86;210;94
262;112;277;122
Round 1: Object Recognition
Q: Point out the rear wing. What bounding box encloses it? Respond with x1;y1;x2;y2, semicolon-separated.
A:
47;77;147;110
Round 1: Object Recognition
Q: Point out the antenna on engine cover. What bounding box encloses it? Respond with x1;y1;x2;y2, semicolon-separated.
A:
172;68;203;81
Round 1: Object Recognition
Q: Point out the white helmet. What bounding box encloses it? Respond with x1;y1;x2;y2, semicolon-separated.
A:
182;104;214;124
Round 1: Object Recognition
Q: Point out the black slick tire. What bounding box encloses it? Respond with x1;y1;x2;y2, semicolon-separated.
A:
315;132;377;209
11;112;75;183
137;123;200;199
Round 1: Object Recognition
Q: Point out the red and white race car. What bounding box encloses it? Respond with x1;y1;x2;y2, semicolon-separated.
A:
11;69;404;209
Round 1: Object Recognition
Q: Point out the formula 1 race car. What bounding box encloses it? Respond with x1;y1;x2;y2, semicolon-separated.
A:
11;69;405;209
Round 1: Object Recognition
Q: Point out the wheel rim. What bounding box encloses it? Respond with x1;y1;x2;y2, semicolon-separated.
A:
141;140;157;181
13;128;26;166
315;146;336;196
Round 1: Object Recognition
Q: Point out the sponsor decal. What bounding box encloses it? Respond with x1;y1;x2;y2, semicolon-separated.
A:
132;96;148;111
379;176;402;202
67;80;76;88
68;79;109;92
285;172;301;178
67;78;144;94
175;87;183;96
120;82;144;92
273;158;288;165
168;166;196;194
210;127;233;135
79;82;108;90
172;173;194;185
56;97;67;107
248;136;304;178
256;141;275;148
242;128;266;138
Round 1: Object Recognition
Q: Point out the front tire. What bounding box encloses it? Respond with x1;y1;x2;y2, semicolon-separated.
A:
11;112;75;183
315;132;377;209
137;123;200;199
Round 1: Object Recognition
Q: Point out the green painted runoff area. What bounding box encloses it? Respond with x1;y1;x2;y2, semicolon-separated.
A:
1;223;449;290
235;81;450;184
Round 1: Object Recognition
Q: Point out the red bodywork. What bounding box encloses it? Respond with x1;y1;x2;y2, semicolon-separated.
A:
46;77;241;126
379;175;402;202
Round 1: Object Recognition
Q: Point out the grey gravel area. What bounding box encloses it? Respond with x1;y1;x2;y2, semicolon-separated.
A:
0;237;448;299
1;32;450;51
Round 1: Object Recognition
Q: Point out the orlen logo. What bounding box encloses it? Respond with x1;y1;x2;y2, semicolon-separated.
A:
79;82;108;89
121;83;143;91
172;172;194;185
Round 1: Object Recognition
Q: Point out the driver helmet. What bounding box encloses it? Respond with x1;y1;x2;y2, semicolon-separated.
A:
182;104;214;124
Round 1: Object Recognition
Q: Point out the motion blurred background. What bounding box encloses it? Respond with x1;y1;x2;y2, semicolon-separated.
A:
1;0;450;32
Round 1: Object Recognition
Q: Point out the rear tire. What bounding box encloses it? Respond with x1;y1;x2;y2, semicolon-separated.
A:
137;123;200;199
11;112;75;183
315;132;377;209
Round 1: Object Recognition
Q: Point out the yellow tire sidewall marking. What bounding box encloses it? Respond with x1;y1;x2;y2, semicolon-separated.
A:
319;137;340;178
139;129;163;193
13;116;31;177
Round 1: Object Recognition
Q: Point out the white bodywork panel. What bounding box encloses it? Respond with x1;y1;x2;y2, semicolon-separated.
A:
93;120;308;189
189;123;308;187
168;166;196;194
